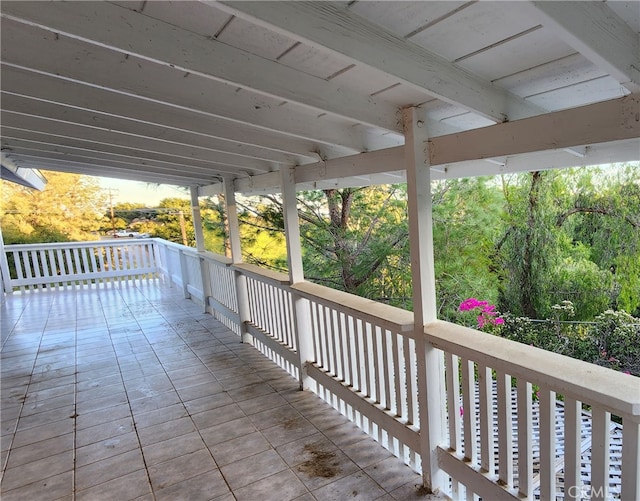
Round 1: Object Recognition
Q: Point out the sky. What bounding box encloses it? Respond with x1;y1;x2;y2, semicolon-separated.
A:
96;177;191;206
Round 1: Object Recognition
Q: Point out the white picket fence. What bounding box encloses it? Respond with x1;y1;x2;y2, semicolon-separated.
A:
3;238;638;500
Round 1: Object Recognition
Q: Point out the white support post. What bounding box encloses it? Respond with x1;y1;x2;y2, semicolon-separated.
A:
190;186;205;252
190;186;211;312
178;249;190;299
280;166;314;389
223;179;251;343
0;227;13;294
403;106;447;492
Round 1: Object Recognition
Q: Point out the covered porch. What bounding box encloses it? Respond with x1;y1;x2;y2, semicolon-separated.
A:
1;1;639;499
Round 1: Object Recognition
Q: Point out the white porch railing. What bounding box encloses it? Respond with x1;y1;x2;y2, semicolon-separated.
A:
3;239;156;291
3;238;638;500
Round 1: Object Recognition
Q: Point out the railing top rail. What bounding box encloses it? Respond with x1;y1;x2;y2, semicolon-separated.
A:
292;281;414;333
5;239;154;251
232;263;289;285
199;250;232;265
426;320;640;417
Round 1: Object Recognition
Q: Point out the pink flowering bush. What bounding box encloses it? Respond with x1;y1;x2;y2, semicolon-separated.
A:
459;298;504;329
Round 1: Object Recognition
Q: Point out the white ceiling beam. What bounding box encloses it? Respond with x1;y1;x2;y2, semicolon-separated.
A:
0;21;367;153
13;152;216;180
0;135;253;178
428;93;640;166
15;158;205;186
1;113;275;172
1;127;271;178
7;150;224;185
3;144;229;180
440;138;640;180
0;1;402;133
529;1;640;93
217;1;544;123
1;93;306;166
294;147;404;185
222;147;405;194
0;66;331;162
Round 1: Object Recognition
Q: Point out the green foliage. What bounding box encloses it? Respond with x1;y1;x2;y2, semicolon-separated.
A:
591;310;640;374
495;309;639;376
1;170;106;243
495;166;639;320
433;178;503;320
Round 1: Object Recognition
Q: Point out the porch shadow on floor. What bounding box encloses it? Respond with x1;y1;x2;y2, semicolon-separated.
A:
1;280;442;500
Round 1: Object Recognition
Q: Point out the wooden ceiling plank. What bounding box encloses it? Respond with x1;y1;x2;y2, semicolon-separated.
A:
0;20;367;153
1;94;306;166
1;113;276;172
217;1;544;122
529;1;640;92
1;1;402;133
1;135;262;177
0;66;327;161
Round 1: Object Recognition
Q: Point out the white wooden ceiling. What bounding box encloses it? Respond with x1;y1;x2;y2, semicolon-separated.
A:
1;1;638;193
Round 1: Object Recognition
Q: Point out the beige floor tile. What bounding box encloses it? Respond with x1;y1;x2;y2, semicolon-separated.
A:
5;432;74;468
322;420;369;448
133;402;189;429
341;437;394;469
15;404;75;432
20;392;75;417
75;402;132;430
76;468;151;501
142;431;206;465
76;448;146;491
234;468;308;501
153;468;231;501
75;391;129;415
237;391;288;415
0;470;73;501
190;402;246;429
75;381;126;402
76;414;134;446
261;415;319;448
211;430;271;466
311;471;386;501
199;416;257;448
220;449;288;490
364;456;423;493
2;450;74;491
137;415;196;447
128;389;182;414
247;403;303;431
175;380;224;401
11;418;74;448
148;448;218;491
75;431;140;468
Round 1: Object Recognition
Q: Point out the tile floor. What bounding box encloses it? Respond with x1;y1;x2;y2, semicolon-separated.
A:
1;280;438;500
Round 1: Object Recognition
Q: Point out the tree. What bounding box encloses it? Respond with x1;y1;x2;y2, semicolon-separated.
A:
495;166;639;320
1;170;107;243
432;177;503;319
560;165;640;315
